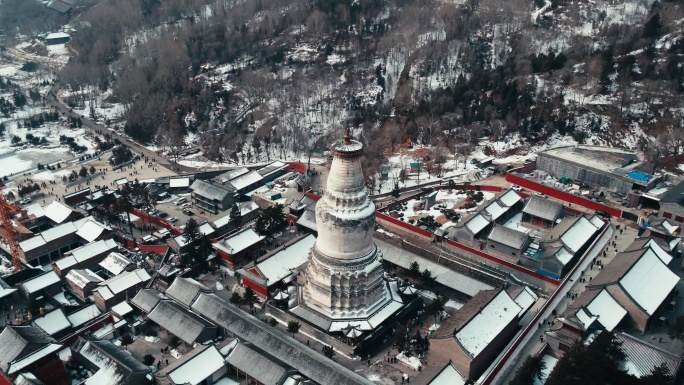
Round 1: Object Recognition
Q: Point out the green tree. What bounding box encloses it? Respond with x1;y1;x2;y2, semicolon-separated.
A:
142;354;155;366
642;13;663;40
269;317;278;327
89;165;96;175
230;203;242;226
409;261;420;277
287;320;301;337
425;296;445;324
254;204;287;236
421;269;435;286
243;286;258;309
322;345;335;359
510;355;546;385
79;166;88;178
230;291;243;307
120;334;133;350
639;363;672;385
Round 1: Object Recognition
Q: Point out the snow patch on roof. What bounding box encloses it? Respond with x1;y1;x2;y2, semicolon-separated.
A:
586;289;627;332
168;346;224;385
465;213;489;234
21;271;60;294
455;290;521;357
214;228;264;255
255;235;315;283
561;217;598;253
44;201;73;224
620;249;680;315
67;304;102;328
33;310;71;335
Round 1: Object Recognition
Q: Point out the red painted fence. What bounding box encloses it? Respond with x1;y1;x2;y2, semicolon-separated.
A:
506;173;622;217
115;234;170;256
375;212;559;285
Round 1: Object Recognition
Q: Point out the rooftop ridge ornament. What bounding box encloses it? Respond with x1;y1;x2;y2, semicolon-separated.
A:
343;128;352;145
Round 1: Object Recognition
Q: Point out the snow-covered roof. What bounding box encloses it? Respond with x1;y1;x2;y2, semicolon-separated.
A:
110;301;134;317
218;167;249;183
642;240;673;265
170;177;191;188
484;201;507;221
167;346;224;385
115;178;128;186
254;235;315;284
499;190;521;207
7;344;63;374
513;286;538;318
229;170;263;191
21;271;60;294
73;338;151;385
55;239;118;270
620;249;680;315
67;304;102;328
560;216;598;253
98;252;132;276
661;220;678;235
488;225;529;250
76;219;111;242
33;309;71;335
428;363;466;385
166;278;211;308
257;161;287;177
191;179;233;200
147;300;215;344
65;269;103;289
465;213;490;235
554;247;574;265
213;228;264;255
225;342;287;385
212;202;258;228
46;32;70;40
522;196;563;222
455;290;521;357
25;203;46;219
19;236;46;252
589;215;605;229
378;239;493;297
43;201;73;224
199;223;215;237
297;208;317;232
42;221;79;242
95;269;151;300
586;289;627;332
130;289;163;313
575;308;598;331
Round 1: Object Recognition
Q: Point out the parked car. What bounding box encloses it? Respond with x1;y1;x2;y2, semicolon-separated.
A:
533;192;546;198
181;203;191;208
148;208;159;215
168;217;178;223
158;212;169;218
511;185;523;192
595;210;610;218
175;198;187;205
19;198;32;204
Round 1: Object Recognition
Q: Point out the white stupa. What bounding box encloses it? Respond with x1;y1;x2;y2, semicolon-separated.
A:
301;129;399;330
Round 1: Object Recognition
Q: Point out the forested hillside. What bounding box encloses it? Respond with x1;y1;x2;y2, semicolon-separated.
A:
5;0;682;178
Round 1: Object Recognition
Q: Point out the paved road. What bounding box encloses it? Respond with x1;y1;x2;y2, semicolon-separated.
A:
43;79;198;174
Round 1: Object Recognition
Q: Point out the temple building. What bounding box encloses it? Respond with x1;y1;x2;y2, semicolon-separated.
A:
291;129;404;336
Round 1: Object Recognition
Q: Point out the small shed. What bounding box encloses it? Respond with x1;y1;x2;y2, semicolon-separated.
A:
45;32;70;45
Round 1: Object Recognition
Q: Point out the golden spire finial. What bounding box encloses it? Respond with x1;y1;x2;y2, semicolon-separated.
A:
343;128;351;144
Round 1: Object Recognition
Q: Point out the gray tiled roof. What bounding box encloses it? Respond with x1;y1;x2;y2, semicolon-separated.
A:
617;332;681;378
190;179;233;201
72;338;151;385
522;195;563;222
190;292;376;385
166;277;212;308
225;343;288;385
147;300;215;344
0;326;55;373
487;225;530;250
130;288;163;313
